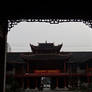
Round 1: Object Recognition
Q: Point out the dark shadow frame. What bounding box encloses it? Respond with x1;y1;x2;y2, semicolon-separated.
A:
0;16;92;92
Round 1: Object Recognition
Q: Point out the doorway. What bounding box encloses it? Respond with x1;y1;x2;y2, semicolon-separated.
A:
41;77;51;90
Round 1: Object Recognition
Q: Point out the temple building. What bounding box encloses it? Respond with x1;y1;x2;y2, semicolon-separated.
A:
6;42;92;90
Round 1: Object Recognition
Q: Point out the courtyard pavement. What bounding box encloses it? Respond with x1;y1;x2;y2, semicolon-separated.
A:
25;88;75;92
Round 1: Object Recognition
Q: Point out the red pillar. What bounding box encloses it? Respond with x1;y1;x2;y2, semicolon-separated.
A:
86;63;90;85
64;62;66;73
21;78;24;88
64;77;66;88
56;78;58;88
26;63;30;88
64;62;66;88
68;63;70;73
86;63;88;72
27;63;30;73
35;79;38;88
22;64;24;74
26;79;30;88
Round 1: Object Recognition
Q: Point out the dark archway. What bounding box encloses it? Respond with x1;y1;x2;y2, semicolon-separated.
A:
0;9;92;92
8;18;92;31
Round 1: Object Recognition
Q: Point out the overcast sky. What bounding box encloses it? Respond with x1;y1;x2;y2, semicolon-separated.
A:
7;22;92;52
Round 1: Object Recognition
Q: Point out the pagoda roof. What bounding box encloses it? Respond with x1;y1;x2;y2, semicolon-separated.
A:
30;42;63;53
21;53;71;61
6;52;92;64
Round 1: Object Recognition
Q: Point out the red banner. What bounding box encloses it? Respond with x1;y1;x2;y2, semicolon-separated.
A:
34;70;60;73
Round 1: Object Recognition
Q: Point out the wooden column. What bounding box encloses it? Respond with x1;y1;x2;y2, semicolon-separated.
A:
64;61;66;88
86;63;90;85
68;63;70;73
27;63;30;73
35;78;38;88
64;62;66;73
22;64;24;74
21;78;24;88
26;79;30;88
56;78;58;88
26;63;30;88
86;63;88;72
64;77;66;88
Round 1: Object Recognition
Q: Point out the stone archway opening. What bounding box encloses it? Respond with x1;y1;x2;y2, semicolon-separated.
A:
6;19;92;91
1;18;92;92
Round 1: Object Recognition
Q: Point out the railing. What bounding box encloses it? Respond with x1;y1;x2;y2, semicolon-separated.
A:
6;69;88;78
23;72;86;77
11;70;92;78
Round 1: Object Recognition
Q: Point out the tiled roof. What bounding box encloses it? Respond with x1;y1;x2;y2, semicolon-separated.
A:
6;52;28;63
69;52;92;63
30;43;63;53
6;52;92;64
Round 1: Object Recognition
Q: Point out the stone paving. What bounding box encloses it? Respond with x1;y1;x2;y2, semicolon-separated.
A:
24;88;75;92
26;90;74;92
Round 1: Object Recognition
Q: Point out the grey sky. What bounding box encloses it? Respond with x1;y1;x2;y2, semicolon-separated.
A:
7;22;92;52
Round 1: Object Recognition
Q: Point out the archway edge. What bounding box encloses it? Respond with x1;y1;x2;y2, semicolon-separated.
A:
8;18;92;31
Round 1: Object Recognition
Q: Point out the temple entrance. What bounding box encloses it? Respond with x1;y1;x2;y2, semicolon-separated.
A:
41;77;51;90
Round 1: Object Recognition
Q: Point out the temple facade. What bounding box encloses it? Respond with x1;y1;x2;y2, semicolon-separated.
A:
6;42;92;90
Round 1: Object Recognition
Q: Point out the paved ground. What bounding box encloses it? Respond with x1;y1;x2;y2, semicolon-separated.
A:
30;90;75;92
25;88;75;92
40;89;74;92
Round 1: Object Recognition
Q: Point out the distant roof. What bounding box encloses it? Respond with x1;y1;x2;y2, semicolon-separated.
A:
69;52;92;63
6;52;28;64
30;42;63;53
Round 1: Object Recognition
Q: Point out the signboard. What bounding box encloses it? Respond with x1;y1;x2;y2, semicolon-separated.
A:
34;70;60;73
